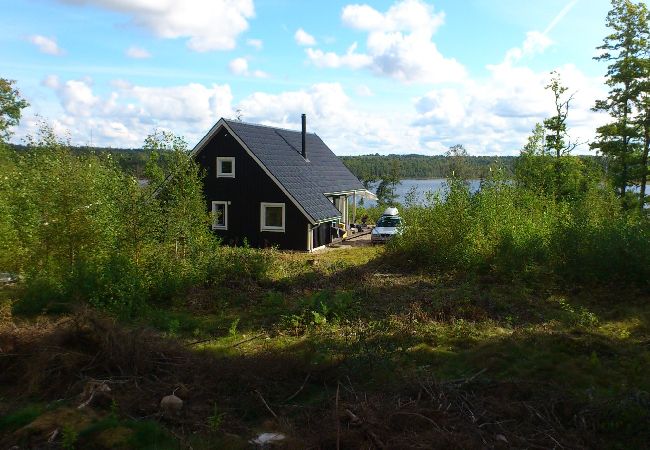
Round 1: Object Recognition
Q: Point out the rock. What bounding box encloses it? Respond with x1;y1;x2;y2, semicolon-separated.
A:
250;432;286;446
160;395;183;416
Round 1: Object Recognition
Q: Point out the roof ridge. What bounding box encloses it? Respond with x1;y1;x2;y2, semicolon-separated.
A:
224;118;318;136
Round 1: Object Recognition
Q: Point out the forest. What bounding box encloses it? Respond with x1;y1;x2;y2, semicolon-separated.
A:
6;143;517;180
1;0;650;449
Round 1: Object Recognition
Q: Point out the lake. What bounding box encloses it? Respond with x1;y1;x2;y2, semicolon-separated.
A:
360;179;481;206
359;179;650;207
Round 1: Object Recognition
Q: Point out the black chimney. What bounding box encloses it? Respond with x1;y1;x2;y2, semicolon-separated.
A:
301;113;307;159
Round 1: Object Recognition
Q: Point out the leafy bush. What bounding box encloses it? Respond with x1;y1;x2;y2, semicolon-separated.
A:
388;176;650;284
206;244;276;285
2;124;277;317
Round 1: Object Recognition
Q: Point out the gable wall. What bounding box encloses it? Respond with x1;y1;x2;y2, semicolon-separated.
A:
195;126;311;251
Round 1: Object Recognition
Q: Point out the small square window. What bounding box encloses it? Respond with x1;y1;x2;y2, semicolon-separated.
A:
216;157;235;178
260;202;285;232
212;201;228;230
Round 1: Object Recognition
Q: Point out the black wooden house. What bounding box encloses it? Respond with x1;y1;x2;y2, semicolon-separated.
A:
191;115;373;251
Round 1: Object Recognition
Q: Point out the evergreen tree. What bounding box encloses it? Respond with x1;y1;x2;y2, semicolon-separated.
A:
592;0;649;207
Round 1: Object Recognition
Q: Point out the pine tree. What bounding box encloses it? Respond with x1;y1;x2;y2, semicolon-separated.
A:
592;0;649;207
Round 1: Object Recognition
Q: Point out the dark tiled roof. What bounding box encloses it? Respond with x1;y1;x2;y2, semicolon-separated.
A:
224;119;364;223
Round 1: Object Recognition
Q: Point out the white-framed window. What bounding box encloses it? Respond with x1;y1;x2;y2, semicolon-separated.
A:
212;201;229;230
216;157;235;178
260;202;285;232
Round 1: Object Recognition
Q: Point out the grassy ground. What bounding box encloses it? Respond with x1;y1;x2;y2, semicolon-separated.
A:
1;246;650;449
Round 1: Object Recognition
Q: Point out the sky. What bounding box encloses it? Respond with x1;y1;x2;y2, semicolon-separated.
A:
2;0;616;155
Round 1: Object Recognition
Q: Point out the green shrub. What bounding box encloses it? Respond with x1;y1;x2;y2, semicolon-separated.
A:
281;290;360;332
12;275;68;316
206;244;275;285
67;256;148;316
388;178;650;284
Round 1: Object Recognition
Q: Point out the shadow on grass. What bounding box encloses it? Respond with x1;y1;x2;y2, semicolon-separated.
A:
5;249;650;448
2;306;649;449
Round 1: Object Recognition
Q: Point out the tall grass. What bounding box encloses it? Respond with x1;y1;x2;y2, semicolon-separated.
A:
388;178;650;283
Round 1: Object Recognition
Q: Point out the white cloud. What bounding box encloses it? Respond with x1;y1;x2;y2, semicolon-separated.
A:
44;76;99;117
125;46;151;59
27;76;235;147
342;0;444;33
294;28;316;46
19;60;608;156
246;38;263;50
408;0;604;155
124;83;234;123
306;0;465;83
503;31;553;64
306;43;371;70
413;59;608;154
58;0;254;51
28;78;407;154
229;57;249;75
28;35;64;55
228;57;268;78
236;83;410;154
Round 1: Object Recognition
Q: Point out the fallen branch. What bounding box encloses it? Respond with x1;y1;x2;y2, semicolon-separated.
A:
285;373;311;402
446;368;487;386
187;333;264;347
255;389;278;419
344;408;362;425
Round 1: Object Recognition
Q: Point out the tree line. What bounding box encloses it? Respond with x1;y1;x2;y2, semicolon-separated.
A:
340;154;515;181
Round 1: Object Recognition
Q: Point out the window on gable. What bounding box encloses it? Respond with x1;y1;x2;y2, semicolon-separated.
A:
212;201;228;230
216;157;235;178
260;202;285;232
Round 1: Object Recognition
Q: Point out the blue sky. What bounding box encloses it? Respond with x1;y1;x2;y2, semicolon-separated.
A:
3;0;613;155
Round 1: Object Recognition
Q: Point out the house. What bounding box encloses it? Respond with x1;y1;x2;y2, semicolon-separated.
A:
190;115;374;251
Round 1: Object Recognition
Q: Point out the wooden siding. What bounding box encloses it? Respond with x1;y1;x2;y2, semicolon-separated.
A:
196;127;312;251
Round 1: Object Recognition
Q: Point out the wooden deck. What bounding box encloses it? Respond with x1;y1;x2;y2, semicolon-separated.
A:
327;227;373;248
